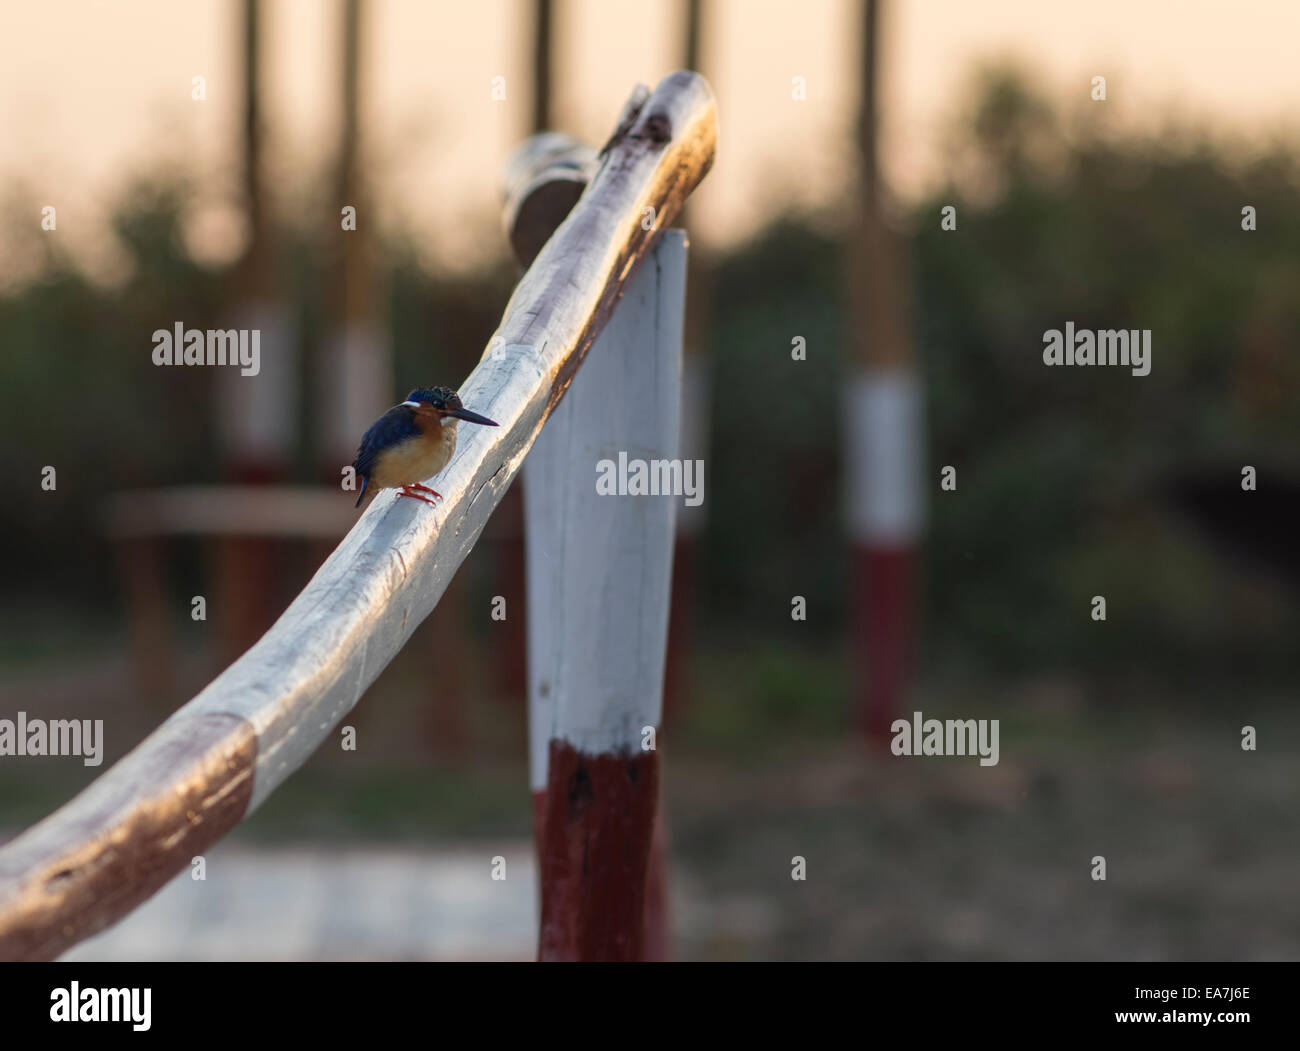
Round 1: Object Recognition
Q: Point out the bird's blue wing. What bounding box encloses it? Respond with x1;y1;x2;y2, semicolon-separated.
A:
353;406;419;477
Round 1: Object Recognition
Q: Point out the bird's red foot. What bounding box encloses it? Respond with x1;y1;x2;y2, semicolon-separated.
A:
398;485;439;505
408;482;442;499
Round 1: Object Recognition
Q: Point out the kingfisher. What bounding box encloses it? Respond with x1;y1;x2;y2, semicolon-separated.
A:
352;386;498;508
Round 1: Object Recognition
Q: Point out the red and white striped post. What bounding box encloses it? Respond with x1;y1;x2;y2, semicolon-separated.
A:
319;0;391;479
846;0;923;741
215;0;300;660
524;230;686;961
845;372;923;740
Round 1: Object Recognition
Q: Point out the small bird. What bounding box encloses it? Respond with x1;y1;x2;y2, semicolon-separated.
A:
352;386;498;508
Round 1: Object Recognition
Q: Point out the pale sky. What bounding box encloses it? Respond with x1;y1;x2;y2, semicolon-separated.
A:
1;0;1298;283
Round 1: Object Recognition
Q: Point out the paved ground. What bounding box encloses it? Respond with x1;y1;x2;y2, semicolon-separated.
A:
65;844;542;961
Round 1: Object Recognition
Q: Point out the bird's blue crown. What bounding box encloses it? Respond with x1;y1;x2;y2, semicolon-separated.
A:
406;386;461;409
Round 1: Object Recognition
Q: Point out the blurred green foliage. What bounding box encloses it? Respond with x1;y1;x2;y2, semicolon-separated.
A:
2;67;1297;683
704;68;1300;680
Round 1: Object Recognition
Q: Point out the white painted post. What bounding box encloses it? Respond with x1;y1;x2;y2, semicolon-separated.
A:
525;230;686;961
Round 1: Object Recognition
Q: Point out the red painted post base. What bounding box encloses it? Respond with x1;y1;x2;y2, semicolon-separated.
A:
537;741;659;961
531;788;546;864
642;808;672;961
116;535;176;707
852;544;919;743
212;536;282;664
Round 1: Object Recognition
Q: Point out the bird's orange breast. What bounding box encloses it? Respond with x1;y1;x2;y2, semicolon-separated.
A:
370;421;458;490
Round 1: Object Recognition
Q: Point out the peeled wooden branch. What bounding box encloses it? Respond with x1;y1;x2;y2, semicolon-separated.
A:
0;70;716;961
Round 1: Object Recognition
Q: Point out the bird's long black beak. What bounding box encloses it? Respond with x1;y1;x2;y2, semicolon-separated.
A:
448;407;498;426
